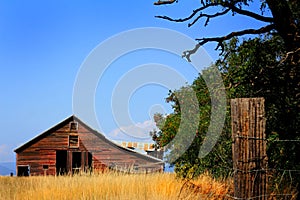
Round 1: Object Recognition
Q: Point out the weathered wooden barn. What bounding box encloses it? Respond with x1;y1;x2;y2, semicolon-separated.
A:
14;115;164;176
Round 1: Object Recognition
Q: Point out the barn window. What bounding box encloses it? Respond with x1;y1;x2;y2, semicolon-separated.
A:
133;164;139;171
17;165;30;176
69;135;79;148
70;122;78;131
43;165;49;170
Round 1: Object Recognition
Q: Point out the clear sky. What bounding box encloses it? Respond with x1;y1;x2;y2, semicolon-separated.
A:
0;1;269;162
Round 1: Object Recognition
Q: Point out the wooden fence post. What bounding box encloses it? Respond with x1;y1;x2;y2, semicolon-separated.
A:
231;98;268;199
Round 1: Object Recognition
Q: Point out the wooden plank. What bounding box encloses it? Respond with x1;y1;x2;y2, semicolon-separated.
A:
231;98;268;199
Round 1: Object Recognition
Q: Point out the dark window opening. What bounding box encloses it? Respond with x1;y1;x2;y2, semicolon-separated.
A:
43;165;49;170
88;152;92;169
72;152;82;174
70;122;78;131
17;166;30;176
56;150;67;175
69;135;79;148
133;164;139;171
84;152;93;173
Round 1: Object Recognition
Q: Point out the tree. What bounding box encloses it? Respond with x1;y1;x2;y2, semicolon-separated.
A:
151;67;232;179
217;35;300;194
153;0;300;196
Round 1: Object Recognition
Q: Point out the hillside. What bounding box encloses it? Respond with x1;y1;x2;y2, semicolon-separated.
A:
0;162;15;176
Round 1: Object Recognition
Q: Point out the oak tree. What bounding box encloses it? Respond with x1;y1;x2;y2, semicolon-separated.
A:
153;0;300;195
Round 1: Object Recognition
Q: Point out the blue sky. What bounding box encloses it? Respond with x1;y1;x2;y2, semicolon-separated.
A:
0;1;270;162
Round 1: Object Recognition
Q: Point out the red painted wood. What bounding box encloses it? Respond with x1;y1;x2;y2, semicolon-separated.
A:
15;116;163;176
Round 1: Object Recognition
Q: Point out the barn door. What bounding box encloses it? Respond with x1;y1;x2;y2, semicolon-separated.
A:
72;152;82;174
56;150;67;175
17;165;30;176
82;152;93;172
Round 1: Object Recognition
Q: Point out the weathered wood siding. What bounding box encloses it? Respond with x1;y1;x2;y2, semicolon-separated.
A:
231;98;268;199
16;122;87;175
77;124;162;172
15;116;163;176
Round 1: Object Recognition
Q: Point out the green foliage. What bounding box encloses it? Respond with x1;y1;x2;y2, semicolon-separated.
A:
217;34;300;191
153;0;300;196
151;68;232;179
151;34;299;184
217;34;299;170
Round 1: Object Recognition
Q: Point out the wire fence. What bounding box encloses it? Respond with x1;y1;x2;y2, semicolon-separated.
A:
176;98;300;199
226;98;299;200
178;161;300;200
174;131;300;199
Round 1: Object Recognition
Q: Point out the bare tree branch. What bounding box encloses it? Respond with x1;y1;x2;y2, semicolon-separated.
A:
189;8;231;27
279;47;300;66
155;3;219;23
183;24;275;62
155;2;273;25
154;0;177;5
222;2;273;23
154;1;279;62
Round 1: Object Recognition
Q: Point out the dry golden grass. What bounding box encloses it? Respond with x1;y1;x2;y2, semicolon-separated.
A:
0;172;231;200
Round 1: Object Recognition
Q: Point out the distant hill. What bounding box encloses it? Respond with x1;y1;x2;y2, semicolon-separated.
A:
0;162;15;176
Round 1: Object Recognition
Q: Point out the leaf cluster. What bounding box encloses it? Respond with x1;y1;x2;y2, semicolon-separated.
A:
217;35;299;191
151;33;299;185
151;69;232;179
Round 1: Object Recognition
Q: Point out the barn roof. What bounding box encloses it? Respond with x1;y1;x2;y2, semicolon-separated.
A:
14;115;163;163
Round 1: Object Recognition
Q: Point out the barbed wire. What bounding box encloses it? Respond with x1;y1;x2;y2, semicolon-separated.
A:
225;193;295;200
269;139;300;142
169;137;300;199
208;164;300;173
234;135;300;143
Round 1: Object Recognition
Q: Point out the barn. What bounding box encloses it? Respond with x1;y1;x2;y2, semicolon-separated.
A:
14;115;164;176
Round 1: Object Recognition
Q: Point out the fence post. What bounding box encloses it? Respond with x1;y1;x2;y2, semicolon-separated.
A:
231;98;268;199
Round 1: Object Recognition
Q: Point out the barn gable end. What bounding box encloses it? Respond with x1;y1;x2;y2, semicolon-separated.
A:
14;116;164;176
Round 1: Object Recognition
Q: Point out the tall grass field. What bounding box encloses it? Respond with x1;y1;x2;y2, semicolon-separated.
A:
0;172;231;200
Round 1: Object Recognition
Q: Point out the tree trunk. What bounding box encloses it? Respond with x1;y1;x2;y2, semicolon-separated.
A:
266;0;300;52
